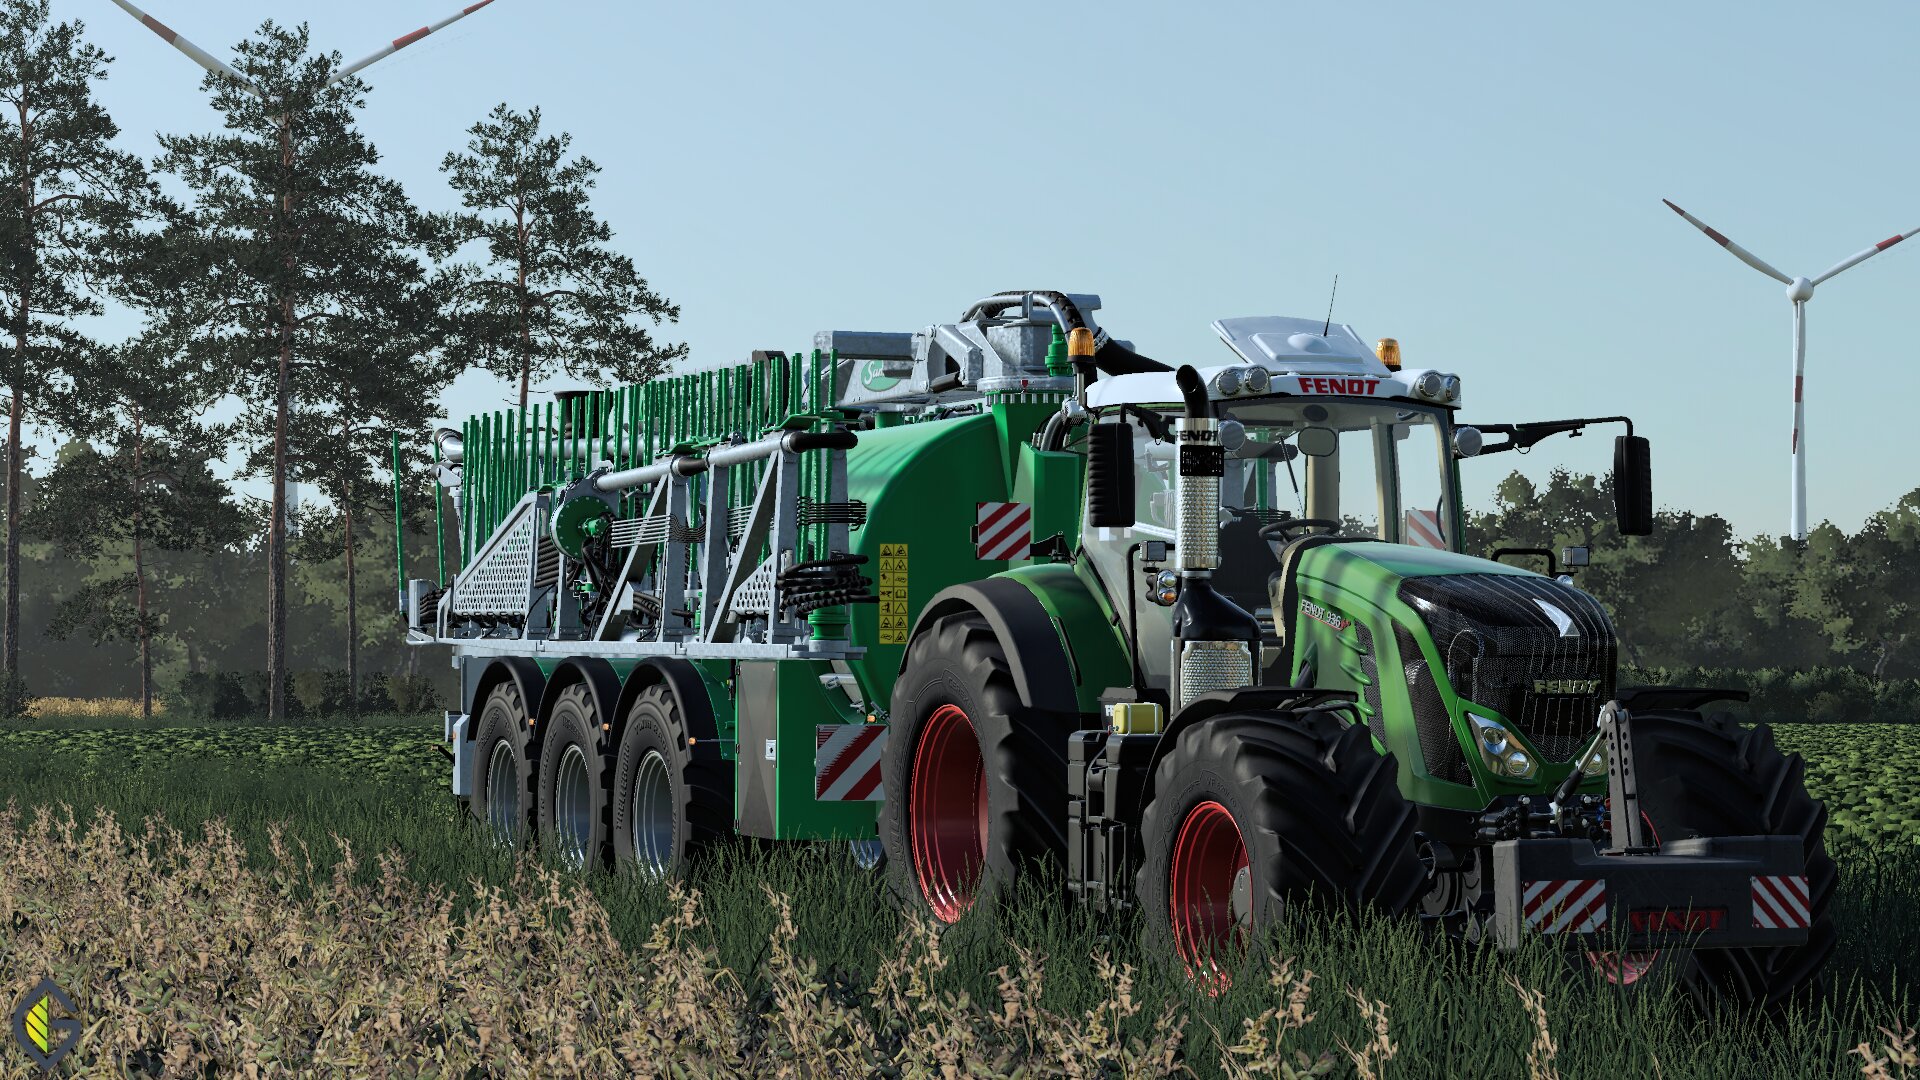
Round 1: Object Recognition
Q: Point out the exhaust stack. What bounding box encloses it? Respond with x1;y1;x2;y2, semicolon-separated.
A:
1168;366;1262;709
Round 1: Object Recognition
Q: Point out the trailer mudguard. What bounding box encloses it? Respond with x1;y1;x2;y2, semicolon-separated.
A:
537;657;624;752
463;656;546;741
904;577;1086;717
611;657;727;755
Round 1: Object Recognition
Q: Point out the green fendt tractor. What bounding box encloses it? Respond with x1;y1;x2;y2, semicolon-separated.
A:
405;290;1830;1011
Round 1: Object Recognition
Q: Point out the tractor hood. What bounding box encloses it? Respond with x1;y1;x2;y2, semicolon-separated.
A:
1315;541;1539;580
1289;540;1619;768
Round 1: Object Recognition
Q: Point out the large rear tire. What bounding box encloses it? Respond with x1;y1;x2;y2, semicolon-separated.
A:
1628;709;1836;1015
1137;709;1426;981
610;682;733;879
467;680;537;851
880;612;1079;922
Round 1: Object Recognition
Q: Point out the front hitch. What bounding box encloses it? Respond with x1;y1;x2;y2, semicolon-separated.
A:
1486;696;1810;951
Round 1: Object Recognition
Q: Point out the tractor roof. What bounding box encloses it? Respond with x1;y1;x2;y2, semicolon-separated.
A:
1085;314;1457;411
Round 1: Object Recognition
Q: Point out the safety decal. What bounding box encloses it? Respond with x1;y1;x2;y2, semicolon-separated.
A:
878;543;909;644
974;502;1032;562
1406;508;1446;549
1751;875;1810;929
816;724;887;801
1523;878;1609;934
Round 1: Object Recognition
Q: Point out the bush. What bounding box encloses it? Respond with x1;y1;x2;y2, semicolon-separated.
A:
162;671;257;721
1623;665;1920;724
165;669;444;721
0;667;33;721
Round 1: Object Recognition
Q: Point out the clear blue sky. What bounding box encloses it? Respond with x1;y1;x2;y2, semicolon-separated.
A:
59;0;1920;539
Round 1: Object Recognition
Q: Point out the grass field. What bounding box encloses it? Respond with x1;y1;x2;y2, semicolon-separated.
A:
0;712;1914;1078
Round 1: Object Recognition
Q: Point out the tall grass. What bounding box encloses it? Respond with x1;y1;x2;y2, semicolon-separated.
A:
0;732;1914;1077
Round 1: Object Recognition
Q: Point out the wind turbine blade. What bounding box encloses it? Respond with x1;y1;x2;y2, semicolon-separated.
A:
329;0;499;85
105;0;260;95
1809;225;1920;285
1662;199;1794;285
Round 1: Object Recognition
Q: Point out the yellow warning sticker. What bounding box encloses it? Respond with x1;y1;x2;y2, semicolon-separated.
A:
878;543;909;643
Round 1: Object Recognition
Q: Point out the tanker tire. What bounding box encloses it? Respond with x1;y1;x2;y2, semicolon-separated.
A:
881;611;1079;923
610;682;733;879
468;680;537;851
1629;708;1837;1017
1137;709;1425;976
536;683;614;874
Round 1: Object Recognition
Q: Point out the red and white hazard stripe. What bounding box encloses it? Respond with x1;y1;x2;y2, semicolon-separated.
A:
1406;508;1446;549
815;725;886;801
1751;874;1810;929
1523;878;1609;934
975;501;1032;561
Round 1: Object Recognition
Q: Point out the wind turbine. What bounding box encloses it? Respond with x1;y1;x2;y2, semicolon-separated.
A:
1663;198;1919;541
106;0;497;98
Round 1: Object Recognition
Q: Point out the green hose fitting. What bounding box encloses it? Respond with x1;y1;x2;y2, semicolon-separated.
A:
1045;324;1072;377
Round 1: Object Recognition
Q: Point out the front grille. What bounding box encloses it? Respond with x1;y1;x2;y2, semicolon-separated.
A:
1355;621;1385;747
1399;574;1616;763
1395;624;1471;784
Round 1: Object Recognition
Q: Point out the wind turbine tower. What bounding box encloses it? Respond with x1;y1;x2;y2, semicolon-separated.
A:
1663;199;1918;541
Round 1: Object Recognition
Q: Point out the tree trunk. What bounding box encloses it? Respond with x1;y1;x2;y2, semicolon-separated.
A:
5;97;29;711
344;489;357;718
2;384;19;699
133;407;151;720
516;196;530;409
267;121;294;722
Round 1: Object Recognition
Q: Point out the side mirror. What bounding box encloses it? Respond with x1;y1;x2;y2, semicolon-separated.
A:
1296;426;1338;458
1613;435;1652;536
1560;545;1590;568
1087;422;1136;527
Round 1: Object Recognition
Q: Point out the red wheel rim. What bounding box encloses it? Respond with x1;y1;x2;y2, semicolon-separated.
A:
1587;809;1663;985
910;704;987;923
1169;800;1250;984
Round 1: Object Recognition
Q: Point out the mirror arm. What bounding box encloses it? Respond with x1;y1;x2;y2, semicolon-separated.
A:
1465;416;1634;456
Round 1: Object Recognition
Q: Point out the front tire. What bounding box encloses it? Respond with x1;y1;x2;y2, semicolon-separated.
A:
1629;709;1837;1015
1137;709;1425;979
880;612;1079;922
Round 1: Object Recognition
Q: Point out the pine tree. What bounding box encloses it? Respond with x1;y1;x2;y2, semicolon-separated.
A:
154;22;427;720
429;104;685;409
282;301;450;714
0;0;148;715
35;330;241;718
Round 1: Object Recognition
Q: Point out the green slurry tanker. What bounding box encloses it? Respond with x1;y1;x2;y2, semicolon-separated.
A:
402;290;1831;1007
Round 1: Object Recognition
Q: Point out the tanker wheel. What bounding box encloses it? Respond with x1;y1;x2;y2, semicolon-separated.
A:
880;612;1078;923
1625;709;1837;1016
536;683;614;874
1137;709;1425;985
610;682;733;879
467;680;537;851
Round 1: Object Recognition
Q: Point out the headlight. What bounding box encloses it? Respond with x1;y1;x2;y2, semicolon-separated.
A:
1415;372;1444;398
1216;368;1243;395
1441;374;1460;402
1469;713;1538;779
1244;366;1271;393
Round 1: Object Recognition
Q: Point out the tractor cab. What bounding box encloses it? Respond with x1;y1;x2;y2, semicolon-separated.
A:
1080;316;1473;688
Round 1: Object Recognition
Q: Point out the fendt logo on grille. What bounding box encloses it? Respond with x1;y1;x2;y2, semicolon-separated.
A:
1533;679;1600;695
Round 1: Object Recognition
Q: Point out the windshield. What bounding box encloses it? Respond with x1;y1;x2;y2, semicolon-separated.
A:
1120;397;1457;551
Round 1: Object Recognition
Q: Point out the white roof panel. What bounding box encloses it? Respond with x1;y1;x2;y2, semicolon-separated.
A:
1210;316;1391;376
